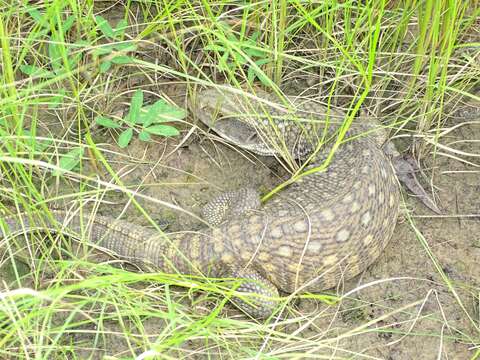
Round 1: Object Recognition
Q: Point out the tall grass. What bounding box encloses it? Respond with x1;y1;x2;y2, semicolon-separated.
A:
0;0;479;358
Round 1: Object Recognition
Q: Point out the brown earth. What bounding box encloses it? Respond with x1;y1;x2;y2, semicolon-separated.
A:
1;89;478;359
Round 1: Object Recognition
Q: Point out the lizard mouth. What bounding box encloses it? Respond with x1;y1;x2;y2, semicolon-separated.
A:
208;116;261;146
198;109;276;156
194;88;277;156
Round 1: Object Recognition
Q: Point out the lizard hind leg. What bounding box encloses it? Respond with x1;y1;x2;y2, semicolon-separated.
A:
202;187;261;227
228;268;280;319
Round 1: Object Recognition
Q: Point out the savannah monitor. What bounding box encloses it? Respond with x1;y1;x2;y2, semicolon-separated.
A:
2;87;404;319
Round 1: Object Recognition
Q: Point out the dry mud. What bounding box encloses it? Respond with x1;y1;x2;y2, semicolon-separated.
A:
2;90;479;359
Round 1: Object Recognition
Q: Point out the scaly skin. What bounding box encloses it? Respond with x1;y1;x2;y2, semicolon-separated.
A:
2;88;400;319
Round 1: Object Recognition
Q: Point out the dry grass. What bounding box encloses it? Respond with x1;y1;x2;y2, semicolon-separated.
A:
0;0;479;358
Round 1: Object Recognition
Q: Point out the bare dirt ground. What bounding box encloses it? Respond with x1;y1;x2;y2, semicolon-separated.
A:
1;3;478;356
2;88;478;359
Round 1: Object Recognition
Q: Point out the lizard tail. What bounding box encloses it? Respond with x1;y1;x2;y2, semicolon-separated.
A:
2;210;280;319
1;210;216;275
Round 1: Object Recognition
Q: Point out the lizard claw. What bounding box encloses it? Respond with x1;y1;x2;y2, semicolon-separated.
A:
155;219;171;231
391;154;443;214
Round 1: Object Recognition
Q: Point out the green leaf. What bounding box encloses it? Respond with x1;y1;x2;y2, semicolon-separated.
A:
232;51;248;65
93;45;115;56
95;15;115;38
138;131;151;142
138;100;186;127
153;102;187;122
141;105;157;127
204;44;227;52
53;147;84;175
244;46;267;58
114;42;136;52
20;65;55;78
63;16;76;33
48;89;66;109
23;130;52;152
68;51;82;69
218;52;232;71
118;128;133;148
114;19;128;38
33;138;52;152
226;32;238;43
74;40;89;47
27;7;48;28
250;31;261;42
48;41;63;74
128;90;143;124
144;125;179;137
99;61;112;73
95;116;121;129
247;66;256;84
217;21;232;32
111;55;133;64
247;58;272;86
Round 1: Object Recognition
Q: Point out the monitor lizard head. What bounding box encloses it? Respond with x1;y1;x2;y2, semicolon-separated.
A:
192;87;344;160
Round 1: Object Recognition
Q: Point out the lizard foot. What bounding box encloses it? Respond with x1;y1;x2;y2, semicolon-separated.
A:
229;268;280;319
202;187;261;227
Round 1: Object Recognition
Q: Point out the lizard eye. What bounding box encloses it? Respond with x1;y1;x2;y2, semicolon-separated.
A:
204;115;278;156
245;131;260;143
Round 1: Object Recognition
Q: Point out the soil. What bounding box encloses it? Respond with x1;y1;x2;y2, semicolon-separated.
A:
1;5;479;357
1;87;478;359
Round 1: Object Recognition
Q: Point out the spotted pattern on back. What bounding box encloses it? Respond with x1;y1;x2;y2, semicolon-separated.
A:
212;131;400;293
